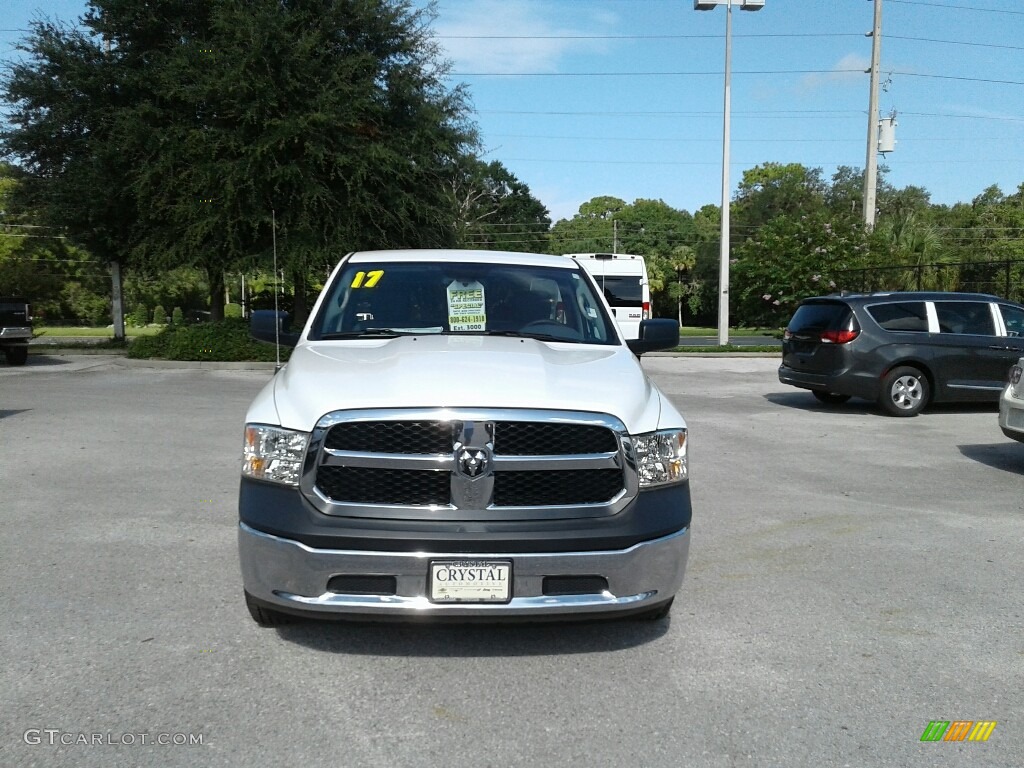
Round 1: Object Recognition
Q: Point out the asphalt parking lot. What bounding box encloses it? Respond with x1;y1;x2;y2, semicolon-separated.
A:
2;354;1021;768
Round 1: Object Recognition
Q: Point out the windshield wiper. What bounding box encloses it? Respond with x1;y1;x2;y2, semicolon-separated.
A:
319;329;402;339
480;330;581;344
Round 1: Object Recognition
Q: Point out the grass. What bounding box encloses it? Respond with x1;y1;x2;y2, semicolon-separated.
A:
35;325;163;337
678;326;779;337
671;344;780;353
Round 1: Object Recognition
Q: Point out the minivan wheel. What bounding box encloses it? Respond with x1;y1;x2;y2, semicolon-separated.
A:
879;366;929;417
812;390;851;405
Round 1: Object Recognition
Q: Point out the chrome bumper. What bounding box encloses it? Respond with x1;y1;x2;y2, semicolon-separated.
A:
0;327;32;340
238;522;689;618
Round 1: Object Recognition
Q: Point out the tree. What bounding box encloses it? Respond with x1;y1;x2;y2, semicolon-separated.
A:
731;211;868;327
0;13;149;336
549;196;627;254
0;164;110;323
732;162;828;240
448;157;550;252
3;0;478;322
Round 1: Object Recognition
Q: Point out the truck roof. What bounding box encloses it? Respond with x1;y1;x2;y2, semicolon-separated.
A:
346;249;577;269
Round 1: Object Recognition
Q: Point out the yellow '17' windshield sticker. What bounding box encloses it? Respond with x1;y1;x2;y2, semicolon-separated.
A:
447;280;486;331
350;270;384;288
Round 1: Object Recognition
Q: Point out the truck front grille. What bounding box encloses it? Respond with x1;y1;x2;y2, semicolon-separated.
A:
316;466;450;506
303;409;636;521
493;469;624;506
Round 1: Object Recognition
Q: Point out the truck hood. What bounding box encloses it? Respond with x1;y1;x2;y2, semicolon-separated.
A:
252;335;666;434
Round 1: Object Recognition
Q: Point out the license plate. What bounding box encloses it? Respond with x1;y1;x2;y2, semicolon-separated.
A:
429;560;512;603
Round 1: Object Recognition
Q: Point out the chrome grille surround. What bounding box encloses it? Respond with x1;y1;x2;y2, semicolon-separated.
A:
299;408;640;521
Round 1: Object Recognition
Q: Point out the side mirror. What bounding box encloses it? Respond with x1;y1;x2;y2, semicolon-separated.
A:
627;319;680;356
251;310;300;348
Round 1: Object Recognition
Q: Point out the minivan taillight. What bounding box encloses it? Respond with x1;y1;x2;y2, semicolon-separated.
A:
642;301;650;320
820;329;859;344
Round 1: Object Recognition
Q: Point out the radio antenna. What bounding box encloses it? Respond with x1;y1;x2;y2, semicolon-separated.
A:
272;209;281;371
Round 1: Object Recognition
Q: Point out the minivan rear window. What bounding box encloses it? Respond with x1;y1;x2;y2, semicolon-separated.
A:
866;301;928;332
787;301;851;334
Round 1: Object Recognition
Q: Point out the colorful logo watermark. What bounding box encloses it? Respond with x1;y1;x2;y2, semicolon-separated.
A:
920;721;996;742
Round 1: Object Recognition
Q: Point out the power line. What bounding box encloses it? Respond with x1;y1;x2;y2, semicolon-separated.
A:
440;32;1024;52
887;0;1024;14
455;69;1024;86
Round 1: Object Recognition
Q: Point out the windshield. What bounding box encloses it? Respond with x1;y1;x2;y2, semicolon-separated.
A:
308;260;618;345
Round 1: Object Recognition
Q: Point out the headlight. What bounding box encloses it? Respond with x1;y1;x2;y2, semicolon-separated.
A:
631;429;688;488
242;424;310;486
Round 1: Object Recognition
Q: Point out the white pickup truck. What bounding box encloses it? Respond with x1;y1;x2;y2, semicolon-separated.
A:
238;249;691;624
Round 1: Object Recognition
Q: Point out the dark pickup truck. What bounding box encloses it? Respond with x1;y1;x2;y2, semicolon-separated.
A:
0;297;32;365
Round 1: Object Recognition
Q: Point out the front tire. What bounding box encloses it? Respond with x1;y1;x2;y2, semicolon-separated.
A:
635;597;674;621
4;346;28;366
879;366;929;417
245;591;294;627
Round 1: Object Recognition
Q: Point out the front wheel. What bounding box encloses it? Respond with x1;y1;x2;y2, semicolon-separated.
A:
245;591;295;627
4;345;28;366
634;597;674;621
879;366;930;417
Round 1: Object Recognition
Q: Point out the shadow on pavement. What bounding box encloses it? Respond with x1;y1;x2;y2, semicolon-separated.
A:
20;355;74;367
0;409;32;419
958;442;1024;475
274;614;670;656
762;391;876;415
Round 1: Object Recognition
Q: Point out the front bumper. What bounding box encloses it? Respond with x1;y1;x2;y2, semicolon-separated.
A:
999;386;1024;442
239;522;689;619
0;327;32;341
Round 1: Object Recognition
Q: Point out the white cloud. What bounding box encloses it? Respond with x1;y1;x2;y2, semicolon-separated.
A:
799;53;869;92
433;0;612;75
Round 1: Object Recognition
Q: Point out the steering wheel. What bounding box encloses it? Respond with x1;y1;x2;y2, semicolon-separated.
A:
519;319;584;341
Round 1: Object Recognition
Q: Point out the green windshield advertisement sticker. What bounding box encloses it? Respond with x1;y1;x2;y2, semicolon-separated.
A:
447;280;486;331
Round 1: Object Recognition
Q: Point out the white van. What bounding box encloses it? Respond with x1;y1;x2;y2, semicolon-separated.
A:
566;253;650;340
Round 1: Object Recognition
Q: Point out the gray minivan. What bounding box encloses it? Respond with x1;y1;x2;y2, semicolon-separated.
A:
778;292;1024;416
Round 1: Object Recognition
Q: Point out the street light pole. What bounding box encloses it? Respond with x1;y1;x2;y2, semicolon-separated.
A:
695;0;764;346
718;0;733;346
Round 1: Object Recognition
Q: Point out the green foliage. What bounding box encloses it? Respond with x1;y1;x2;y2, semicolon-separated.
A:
127;319;289;362
60;282;110;326
224;302;242;319
128;302;150;327
152;304;167;324
171;306;184;325
3;0;477;323
731;212;869;327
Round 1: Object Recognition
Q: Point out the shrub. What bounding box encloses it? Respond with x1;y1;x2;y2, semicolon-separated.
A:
224;302;243;319
128;302;150;327
127;319;289;362
152;304;167;324
171;306;184;325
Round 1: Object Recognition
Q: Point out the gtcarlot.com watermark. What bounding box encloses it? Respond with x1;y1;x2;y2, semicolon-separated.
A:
24;729;204;747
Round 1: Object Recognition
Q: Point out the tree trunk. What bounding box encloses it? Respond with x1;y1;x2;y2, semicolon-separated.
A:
207;267;225;321
291;264;308;326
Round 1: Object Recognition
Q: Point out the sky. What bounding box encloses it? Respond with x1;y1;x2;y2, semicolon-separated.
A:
3;0;1023;224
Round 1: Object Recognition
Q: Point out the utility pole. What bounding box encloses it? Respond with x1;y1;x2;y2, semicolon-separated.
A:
863;0;883;230
104;33;126;341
